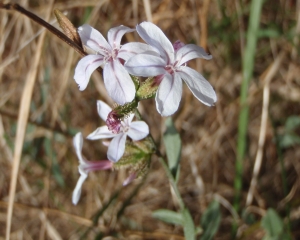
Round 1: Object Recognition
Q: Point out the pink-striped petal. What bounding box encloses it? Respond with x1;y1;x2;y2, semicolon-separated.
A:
136;22;174;64
103;60;135;105
155;73;182;116
175;44;212;66
124;54;166;77
74;55;104;91
78;24;111;54
118;42;158;61
177;66;217;106
107;25;135;48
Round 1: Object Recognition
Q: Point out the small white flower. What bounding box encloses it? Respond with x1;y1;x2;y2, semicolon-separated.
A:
125;21;217;116
74;24;155;105
72;132;113;205
87;100;149;162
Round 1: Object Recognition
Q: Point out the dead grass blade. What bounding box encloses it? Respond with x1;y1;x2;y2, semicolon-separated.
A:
5;2;54;239
143;0;153;22
246;53;284;206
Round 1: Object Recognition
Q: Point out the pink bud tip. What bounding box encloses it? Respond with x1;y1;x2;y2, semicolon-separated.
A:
173;40;185;51
106;111;121;134
123;172;136;186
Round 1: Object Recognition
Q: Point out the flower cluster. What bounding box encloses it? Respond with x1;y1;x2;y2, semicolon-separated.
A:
74;21;216;116
72;21;217;204
87;100;149;163
72;101;150;205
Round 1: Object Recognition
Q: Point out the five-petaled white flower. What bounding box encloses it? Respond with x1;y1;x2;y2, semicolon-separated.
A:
87;100;149;162
74;24;154;105
125;21;217;116
72;132;113;205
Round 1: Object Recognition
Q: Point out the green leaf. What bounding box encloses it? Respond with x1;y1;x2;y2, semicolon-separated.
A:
285;116;300;132
152;209;183;225
200;201;221;240
182;208;196;240
261;208;284;238
257;29;280;38
279;133;300;148
163;117;181;181
44;138;65;187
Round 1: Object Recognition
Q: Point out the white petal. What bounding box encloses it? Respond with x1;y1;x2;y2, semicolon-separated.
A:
107;25;135;48
74;55;103;91
97;100;112;121
124;54;166;77
177;66;217;106
73;133;85;164
123;113;135;126
136;22;174;63
103;60;136;105
86;126;116;140
78;24;111;54
128;121;149;140
118;42;158;61
72;168;88;205
155;73;182;116
107;134;127;162
176;44;212;66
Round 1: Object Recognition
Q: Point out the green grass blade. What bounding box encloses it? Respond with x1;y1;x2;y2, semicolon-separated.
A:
234;0;264;212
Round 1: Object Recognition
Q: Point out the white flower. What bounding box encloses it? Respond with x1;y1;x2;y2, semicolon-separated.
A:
124;21;217;116
74;24;154;105
72;132;113;205
87;100;149;162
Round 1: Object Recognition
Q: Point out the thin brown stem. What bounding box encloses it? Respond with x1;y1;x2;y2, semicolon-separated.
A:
0;3;86;57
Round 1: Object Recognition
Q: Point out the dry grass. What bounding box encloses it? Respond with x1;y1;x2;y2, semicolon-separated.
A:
0;0;300;239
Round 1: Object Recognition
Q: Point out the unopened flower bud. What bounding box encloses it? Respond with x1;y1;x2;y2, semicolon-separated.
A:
173;40;185;51
136;77;159;100
106;111;122;134
113;138;155;183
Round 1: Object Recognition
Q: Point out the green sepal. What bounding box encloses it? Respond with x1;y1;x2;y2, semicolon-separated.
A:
136;77;158;100
131;75;140;90
113;139;154;178
113;98;139;120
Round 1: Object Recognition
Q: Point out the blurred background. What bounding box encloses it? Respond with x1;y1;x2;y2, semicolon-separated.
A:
0;0;300;239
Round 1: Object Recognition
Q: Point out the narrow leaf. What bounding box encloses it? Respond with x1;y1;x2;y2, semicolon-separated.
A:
163;117;181;180
279;133;300;148
201;200;221;240
44;137;65;187
182;208;196;240
285;116;300;132
261;208;284;237
152;209;183;225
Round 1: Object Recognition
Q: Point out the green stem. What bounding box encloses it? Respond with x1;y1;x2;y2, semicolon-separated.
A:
157;156;185;210
271;117;291;237
135;109;193;237
135;109;185;210
234;0;264;212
